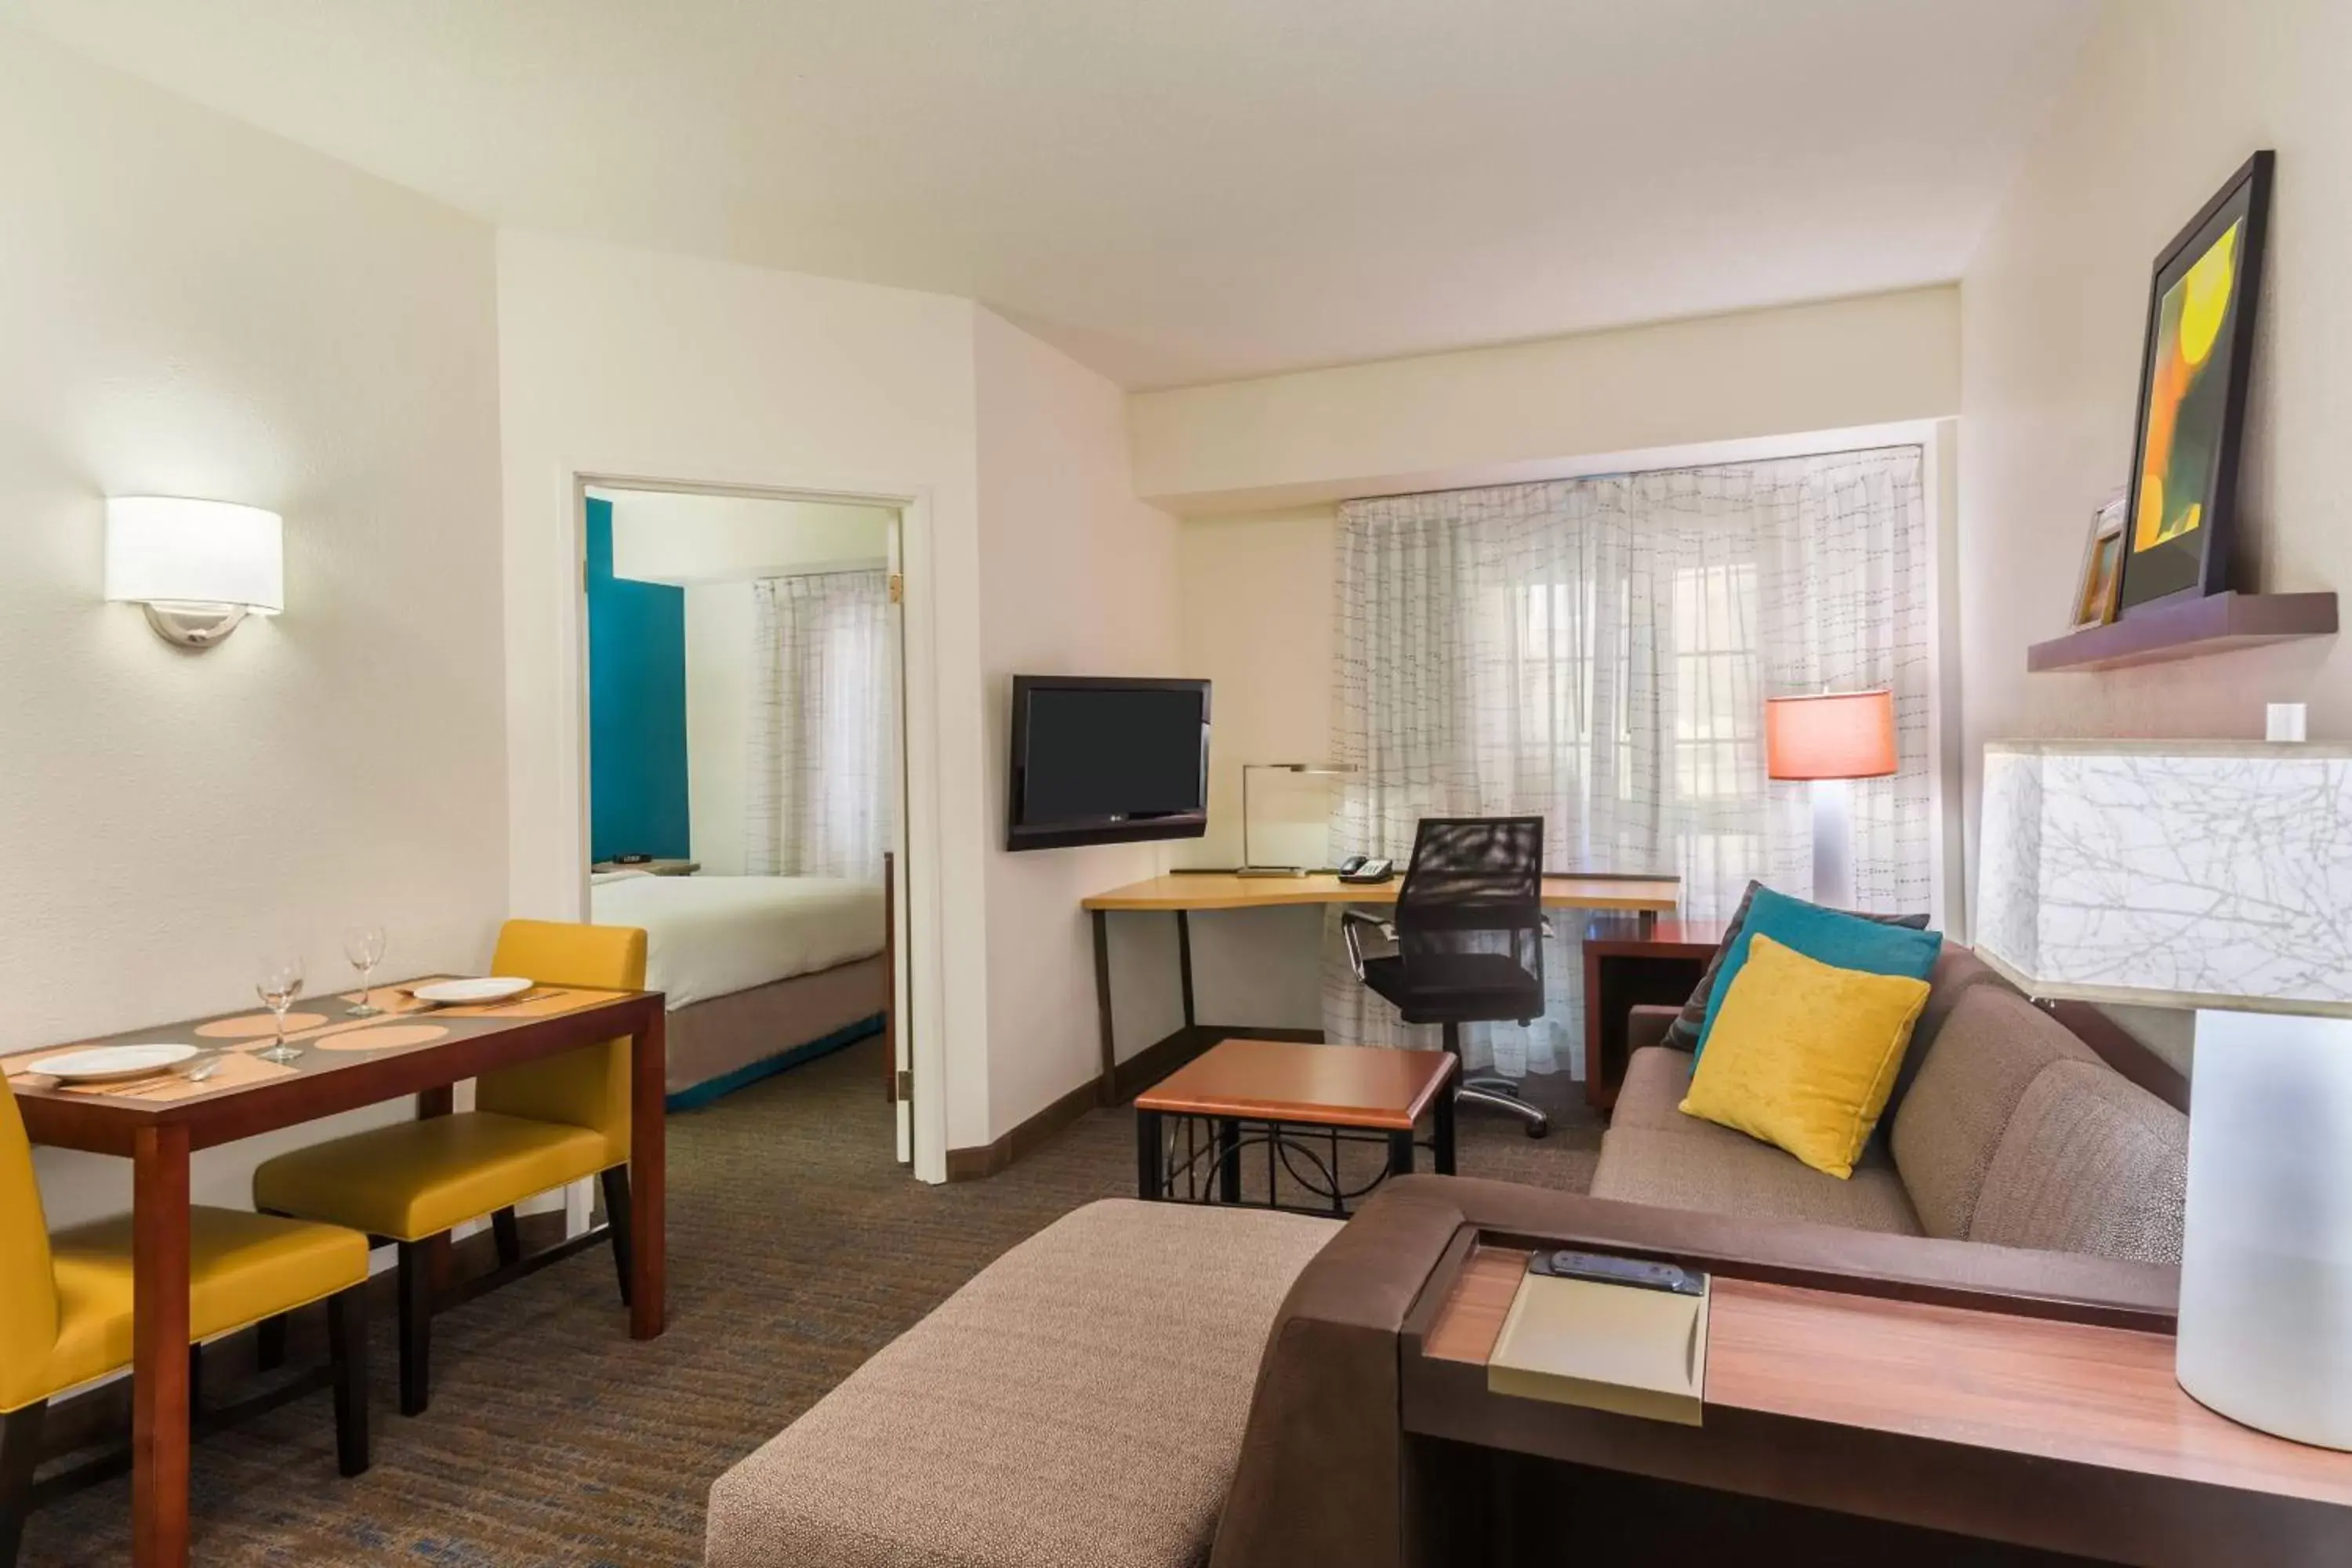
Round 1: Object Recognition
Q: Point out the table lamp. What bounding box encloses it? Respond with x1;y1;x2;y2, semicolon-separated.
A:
1765;690;1896;909
1976;738;2352;1449
1238;763;1360;877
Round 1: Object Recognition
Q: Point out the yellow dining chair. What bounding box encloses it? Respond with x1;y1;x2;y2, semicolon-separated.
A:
0;1087;369;1566
251;920;646;1417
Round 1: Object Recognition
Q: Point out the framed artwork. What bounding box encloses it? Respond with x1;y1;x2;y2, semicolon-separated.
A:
2115;151;2272;617
2070;491;2128;631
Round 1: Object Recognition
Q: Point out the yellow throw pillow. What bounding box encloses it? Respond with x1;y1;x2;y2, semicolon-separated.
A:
1678;932;1932;1180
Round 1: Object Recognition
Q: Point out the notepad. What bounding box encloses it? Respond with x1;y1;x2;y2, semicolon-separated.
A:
1486;1264;1710;1425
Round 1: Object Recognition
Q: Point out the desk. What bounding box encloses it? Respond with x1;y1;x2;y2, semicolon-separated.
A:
1080;872;1681;1102
5;983;668;1568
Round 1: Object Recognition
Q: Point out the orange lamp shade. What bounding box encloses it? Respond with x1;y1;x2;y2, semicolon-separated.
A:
1765;691;1897;781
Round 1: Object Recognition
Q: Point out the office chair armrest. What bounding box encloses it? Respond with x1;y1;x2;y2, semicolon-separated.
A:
1340;909;1395;981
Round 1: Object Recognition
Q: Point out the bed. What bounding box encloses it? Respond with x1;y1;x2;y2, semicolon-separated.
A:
590;871;890;1106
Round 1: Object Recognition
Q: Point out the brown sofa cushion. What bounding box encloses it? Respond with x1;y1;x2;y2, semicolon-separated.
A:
1591;1124;1922;1236
706;1200;1338;1568
1968;1060;2187;1264
1608;1045;1694;1133
1881;945;2021;1128
1890;984;2097;1241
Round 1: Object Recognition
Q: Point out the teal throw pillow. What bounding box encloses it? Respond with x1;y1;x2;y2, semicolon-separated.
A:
1692;886;1943;1061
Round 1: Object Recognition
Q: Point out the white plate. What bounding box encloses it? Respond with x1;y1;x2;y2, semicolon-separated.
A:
29;1044;200;1083
411;977;533;1005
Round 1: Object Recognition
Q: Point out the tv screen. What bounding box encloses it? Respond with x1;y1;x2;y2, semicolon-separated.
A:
1008;677;1210;850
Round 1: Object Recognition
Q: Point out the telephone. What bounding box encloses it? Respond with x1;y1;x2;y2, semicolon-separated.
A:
1337;854;1396;884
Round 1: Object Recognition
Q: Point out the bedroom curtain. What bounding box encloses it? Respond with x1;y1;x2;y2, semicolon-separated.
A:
745;569;895;881
1325;447;1933;1077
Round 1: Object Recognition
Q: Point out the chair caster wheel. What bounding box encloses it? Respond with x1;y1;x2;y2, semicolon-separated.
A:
1524;1120;1549;1139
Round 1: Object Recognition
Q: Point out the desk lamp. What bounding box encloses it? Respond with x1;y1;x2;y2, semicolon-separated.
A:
1239;763;1359;877
1976;738;2352;1449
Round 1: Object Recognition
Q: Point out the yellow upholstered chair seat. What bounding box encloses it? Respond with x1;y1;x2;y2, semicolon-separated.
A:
252;1112;612;1244
8;1208;366;1414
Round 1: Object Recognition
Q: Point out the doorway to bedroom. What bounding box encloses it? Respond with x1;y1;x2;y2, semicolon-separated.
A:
580;483;913;1167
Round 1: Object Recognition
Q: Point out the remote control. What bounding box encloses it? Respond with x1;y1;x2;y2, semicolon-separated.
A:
1530;1249;1705;1298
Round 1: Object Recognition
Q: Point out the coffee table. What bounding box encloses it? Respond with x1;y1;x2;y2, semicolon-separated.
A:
1134;1038;1457;1216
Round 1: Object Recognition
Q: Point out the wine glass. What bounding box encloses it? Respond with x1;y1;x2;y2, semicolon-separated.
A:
343;925;388;1016
256;956;306;1063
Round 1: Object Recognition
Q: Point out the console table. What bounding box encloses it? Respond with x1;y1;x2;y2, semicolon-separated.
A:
1402;1232;2352;1564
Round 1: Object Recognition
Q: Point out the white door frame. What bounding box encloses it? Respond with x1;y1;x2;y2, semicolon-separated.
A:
553;460;950;1183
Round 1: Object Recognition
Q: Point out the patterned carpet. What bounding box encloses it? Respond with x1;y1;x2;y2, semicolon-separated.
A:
18;1037;1600;1566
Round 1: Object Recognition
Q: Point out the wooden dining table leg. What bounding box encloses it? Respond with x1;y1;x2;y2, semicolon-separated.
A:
132;1121;192;1568
628;1004;666;1339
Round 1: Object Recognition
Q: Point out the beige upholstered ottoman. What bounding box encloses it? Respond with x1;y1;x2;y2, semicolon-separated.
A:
705;1199;1339;1568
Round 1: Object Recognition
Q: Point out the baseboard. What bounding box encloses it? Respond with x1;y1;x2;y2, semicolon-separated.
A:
944;1073;1101;1181
944;1022;1330;1183
1105;1022;1324;1105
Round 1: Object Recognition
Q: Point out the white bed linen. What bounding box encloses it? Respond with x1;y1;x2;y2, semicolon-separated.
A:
589;874;885;1011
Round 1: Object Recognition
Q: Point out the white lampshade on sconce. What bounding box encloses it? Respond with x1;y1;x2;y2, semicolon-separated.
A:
1977;738;2352;1449
104;497;285;648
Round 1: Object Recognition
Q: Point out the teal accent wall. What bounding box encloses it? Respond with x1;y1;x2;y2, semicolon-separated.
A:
585;497;691;862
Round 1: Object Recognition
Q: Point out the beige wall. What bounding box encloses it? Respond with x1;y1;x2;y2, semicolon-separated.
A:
0;27;508;1224
1132;287;1960;513
495;230;994;1169
974;308;1188;1132
683;580;756;875
1958;0;2352;1069
603;490;892;583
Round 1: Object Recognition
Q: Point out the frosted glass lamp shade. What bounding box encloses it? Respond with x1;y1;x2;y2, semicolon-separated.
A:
104;497;283;647
1765;691;1896;781
1975;739;2352;1014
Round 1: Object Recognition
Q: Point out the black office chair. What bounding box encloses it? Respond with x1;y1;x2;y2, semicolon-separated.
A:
1342;816;1551;1138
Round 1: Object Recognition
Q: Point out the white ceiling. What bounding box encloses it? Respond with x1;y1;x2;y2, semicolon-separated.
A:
0;0;2097;389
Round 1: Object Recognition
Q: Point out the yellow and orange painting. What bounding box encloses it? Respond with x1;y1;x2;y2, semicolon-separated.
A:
2133;219;2241;554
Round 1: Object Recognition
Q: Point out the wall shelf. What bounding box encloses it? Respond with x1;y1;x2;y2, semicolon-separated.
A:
2027;590;2338;673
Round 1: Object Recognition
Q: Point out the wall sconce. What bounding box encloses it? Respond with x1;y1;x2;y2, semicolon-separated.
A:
103;496;284;648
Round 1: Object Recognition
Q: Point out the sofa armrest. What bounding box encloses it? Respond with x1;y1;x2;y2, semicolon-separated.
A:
1628;1004;1683;1054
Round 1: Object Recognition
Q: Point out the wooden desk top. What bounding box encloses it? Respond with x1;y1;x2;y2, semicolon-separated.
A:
1417;1244;2352;1509
1134;1038;1457;1131
1084;870;1681;913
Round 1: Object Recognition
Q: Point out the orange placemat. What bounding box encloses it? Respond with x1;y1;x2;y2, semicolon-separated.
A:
34;1051;300;1102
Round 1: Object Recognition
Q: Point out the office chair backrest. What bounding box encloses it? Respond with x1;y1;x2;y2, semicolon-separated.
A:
1394;816;1544;938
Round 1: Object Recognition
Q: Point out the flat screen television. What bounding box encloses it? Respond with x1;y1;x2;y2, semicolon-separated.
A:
1007;675;1210;851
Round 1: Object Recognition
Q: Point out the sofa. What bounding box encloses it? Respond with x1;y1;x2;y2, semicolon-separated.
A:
1591;944;2190;1265
703;950;2196;1566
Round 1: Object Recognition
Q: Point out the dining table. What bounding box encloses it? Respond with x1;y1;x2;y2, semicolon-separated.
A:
1;978;669;1568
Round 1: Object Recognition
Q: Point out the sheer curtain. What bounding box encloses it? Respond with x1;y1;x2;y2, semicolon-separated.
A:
1324;448;1932;1076
745;570;894;881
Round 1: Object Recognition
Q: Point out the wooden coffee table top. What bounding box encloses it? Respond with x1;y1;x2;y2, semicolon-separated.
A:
1135;1038;1457;1131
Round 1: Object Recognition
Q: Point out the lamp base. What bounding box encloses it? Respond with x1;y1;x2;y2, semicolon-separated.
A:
2177;1009;2352;1450
141;600;248;648
1807;778;1853;909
